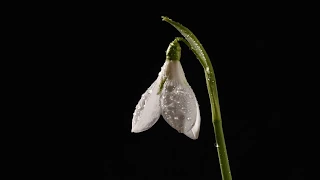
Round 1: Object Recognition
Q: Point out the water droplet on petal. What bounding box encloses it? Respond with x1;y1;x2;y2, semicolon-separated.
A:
178;114;185;120
167;106;175;111
167;85;175;92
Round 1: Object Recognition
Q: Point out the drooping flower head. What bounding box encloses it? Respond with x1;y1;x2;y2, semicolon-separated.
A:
132;39;200;139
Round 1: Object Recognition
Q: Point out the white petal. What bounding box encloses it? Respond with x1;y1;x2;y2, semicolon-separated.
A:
131;80;161;133
184;100;201;139
160;61;201;138
131;62;169;133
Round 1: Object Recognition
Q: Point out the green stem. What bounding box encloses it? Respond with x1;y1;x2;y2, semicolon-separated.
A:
205;63;232;180
162;16;232;180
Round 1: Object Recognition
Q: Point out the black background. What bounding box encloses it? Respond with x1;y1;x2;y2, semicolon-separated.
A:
97;12;295;180
6;2;311;179
63;8;304;180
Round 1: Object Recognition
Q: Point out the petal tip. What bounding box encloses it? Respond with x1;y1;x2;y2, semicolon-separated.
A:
185;130;199;140
131;125;143;133
131;123;145;133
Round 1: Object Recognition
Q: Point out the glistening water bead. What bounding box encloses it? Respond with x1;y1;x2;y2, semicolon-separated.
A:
206;67;210;74
167;85;175;92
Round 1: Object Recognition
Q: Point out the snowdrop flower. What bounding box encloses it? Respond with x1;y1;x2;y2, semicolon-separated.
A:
131;40;201;139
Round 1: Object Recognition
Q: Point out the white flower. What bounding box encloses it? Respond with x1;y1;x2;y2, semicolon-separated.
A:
131;59;201;139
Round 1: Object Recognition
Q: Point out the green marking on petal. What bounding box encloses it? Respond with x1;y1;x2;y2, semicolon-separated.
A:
157;77;168;95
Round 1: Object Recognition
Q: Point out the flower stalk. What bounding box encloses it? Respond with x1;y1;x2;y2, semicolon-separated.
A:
162;16;232;180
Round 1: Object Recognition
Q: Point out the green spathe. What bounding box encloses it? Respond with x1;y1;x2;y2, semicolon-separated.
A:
166;39;181;61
